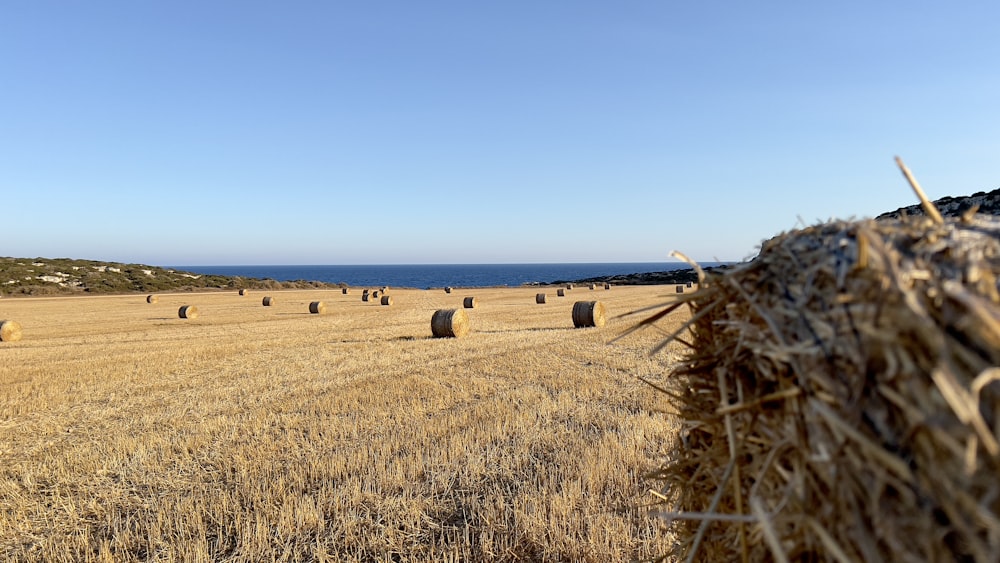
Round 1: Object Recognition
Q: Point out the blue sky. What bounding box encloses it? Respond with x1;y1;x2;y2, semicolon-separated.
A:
2;2;998;266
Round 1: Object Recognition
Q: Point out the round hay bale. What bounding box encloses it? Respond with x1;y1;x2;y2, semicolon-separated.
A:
463;296;478;308
431;308;469;338
604;283;611;290
178;305;198;319
146;294;159;304
380;295;393;306
380;286;389;293
0;320;23;342
644;215;1000;562
371;290;380;299
262;296;275;306
572;300;606;328
686;281;693;288
239;289;249;296
536;293;546;304
589;284;597;290
557;288;566;297
342;287;350;295
362;293;371;302
445;286;453;294
675;285;684;293
566;284;574;290
309;301;326;314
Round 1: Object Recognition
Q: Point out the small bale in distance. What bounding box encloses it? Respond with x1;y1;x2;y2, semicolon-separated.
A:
342;287;350;295
463;296;478;308
362;293;370;302
445;286;453;294
146;294;159;304
557;288;566;297
380;286;389;293
589;284;597;290
536;293;546;304
675;285;684;293
239;289;249;296
566;284;573;290
309;301;326;314
572;301;606;328
0;320;23;342
380;295;393;306
686;281;693;288
431;308;470;338
604;283;611;290
262;296;275;306
372;290;380;299
178;305;199;319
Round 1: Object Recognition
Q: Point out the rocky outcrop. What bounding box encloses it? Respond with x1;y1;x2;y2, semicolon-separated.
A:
548;266;729;287
876;188;1000;220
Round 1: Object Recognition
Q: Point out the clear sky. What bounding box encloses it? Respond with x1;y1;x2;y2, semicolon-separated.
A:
2;2;998;266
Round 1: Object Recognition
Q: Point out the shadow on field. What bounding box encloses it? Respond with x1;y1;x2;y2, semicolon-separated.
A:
476;327;570;334
327;335;435;344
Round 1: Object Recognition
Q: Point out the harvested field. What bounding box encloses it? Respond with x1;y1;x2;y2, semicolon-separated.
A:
0;285;689;561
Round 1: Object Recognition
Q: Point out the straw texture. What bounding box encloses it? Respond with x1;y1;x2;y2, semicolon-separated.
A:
642;214;1000;562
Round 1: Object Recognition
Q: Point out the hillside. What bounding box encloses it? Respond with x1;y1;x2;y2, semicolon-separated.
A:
0;257;335;297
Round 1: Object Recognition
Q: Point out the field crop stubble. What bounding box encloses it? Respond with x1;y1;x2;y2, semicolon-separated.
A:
0;287;687;561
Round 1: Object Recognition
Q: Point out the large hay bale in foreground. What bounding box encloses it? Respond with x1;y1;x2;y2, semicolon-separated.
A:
309;301;326;314
0;320;23;342
146;294;158;304
178;305;198;319
431;308;469;338
572;301;606;328
644;215;1000;562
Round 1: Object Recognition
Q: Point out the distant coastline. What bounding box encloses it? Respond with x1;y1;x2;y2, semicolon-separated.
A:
1;258;731;296
175;262;733;289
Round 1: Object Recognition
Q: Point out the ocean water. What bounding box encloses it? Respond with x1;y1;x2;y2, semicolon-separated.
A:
172;262;728;289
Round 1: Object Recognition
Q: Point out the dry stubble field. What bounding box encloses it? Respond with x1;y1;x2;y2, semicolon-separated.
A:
0;284;690;562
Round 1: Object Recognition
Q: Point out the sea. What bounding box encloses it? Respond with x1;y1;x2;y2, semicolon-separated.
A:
171;262;730;289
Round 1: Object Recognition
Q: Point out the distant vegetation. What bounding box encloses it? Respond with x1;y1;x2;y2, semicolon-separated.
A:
0;257;337;296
